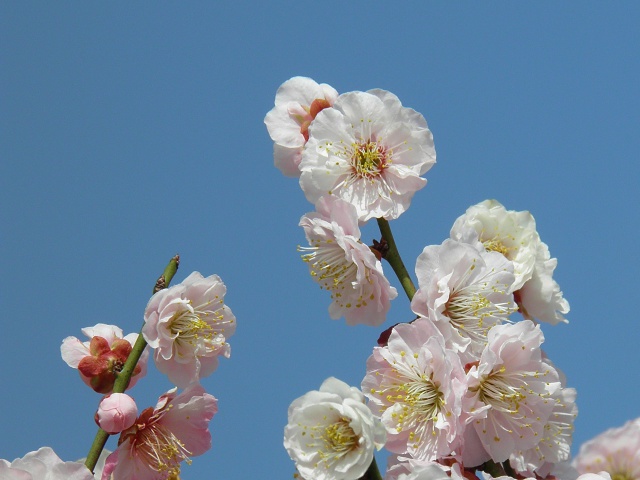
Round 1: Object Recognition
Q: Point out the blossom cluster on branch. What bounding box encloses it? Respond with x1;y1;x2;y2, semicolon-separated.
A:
1;76;638;480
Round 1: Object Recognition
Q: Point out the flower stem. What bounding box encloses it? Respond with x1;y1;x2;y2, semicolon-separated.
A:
84;254;180;473
376;218;416;301
359;457;383;480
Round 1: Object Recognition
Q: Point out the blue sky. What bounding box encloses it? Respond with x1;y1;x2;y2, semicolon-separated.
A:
1;2;639;478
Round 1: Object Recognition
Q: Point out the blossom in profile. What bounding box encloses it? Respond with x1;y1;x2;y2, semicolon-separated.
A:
450;200;569;325
0;447;93;480
411;238;516;362
142;271;236;388
464;320;561;465
103;383;217;480
284;377;386;480
517;242;570;325
61;324;148;393
362;319;467;461
573;419;640;480
299;195;397;326
265;76;338;177
300;89;436;222
95;393;139;434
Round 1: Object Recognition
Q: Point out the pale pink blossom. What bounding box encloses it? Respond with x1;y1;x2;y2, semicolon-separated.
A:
0;447;93;480
463;320;561;465
103;383;217;480
411;239;516;363
299;195;397;326
573;419;640;480
265;76;338;177
142;271;236;388
95;393;138;434
61;324;148;393
300;89;436;222
284;377;386;480
362;320;467;461
509;386;577;476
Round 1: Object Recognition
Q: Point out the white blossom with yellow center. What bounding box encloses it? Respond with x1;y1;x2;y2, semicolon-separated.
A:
284;377;386;480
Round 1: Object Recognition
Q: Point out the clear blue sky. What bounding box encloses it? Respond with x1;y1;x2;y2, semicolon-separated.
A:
2;2;639;478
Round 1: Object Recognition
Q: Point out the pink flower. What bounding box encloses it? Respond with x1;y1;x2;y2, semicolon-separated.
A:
362;320;467;461
463;321;561;465
142;271;236;388
61;324;148;393
0;447;93;480
573;419;640;480
411;239;516;363
265;76;338;177
103;383;218;480
95;393;139;434
299;195;397;326
300;89;436;222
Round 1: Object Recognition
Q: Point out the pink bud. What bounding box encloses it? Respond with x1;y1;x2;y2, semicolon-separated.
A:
95;393;138;434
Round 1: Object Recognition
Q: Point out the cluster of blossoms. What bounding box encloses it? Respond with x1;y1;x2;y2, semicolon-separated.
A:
265;77;607;480
7;269;235;480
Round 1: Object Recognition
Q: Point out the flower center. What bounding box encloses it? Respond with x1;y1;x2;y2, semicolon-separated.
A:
351;140;388;179
322;417;359;454
483;237;514;258
169;308;216;353
300;240;368;310
132;421;192;476
443;264;515;343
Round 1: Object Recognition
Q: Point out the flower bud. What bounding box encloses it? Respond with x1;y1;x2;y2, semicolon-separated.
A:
95;393;138;434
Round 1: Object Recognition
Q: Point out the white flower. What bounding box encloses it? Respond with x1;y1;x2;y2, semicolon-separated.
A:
142;272;236;388
451;199;569;324
300;89;436;222
0;447;94;480
517;242;570;325
362;320;467;461
464;320;561;464
411;239;517;362
265;76;338;177
284;377;386;480
450;200;540;291
299;195;397;326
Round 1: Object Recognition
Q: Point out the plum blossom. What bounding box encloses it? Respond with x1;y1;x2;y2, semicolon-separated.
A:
300;89;436;222
362;320;467;461
142;271;236;388
265;76;338;177
95;393;139;434
299;195;397;326
411;239;517;363
463;320;561;465
509;386;577;476
450;199;569;324
385;456;465;480
103;383;217;480
284;377;386;480
61;324;148;393
517;242;570;325
0;447;93;480
573;419;640;480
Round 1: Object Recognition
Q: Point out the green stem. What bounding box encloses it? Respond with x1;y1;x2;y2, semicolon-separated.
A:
359;457;383;480
376;218;416;301
84;254;180;473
